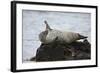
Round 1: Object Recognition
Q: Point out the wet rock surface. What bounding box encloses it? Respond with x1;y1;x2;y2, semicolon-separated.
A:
30;39;91;62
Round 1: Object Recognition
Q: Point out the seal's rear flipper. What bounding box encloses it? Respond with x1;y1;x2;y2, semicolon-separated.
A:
78;34;88;39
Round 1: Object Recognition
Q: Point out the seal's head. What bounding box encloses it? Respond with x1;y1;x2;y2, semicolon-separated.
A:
39;30;48;43
39;20;52;43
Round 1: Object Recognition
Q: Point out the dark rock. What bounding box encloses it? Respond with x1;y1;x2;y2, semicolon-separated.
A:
36;41;65;61
30;39;91;62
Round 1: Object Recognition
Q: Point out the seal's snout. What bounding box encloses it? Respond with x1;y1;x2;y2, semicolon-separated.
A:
44;20;48;24
44;20;52;31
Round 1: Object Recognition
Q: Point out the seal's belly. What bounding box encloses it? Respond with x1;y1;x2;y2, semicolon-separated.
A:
45;30;79;44
59;32;79;43
45;30;60;43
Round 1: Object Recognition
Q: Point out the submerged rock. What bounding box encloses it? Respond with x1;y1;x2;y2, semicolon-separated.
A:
30;39;91;62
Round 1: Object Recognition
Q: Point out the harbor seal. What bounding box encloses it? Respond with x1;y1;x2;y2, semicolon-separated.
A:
39;20;87;44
